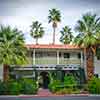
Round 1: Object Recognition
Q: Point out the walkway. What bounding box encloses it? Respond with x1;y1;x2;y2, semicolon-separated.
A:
37;88;52;96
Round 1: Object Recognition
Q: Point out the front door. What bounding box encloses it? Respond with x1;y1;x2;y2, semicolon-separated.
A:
39;71;50;89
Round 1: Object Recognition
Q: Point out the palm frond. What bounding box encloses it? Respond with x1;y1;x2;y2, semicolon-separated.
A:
60;26;74;44
0;25;27;65
74;12;100;48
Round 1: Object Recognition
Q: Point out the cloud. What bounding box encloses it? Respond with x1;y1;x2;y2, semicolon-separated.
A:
0;0;100;44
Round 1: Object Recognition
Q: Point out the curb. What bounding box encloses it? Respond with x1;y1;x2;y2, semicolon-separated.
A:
18;94;90;98
1;94;100;98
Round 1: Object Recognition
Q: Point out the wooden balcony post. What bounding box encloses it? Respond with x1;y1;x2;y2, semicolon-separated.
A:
57;50;59;64
33;49;35;65
81;50;83;67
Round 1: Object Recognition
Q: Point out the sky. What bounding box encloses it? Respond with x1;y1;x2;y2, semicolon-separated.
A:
0;0;100;44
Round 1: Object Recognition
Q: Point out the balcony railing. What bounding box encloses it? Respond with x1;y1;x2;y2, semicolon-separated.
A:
35;57;57;64
30;57;81;65
59;58;81;64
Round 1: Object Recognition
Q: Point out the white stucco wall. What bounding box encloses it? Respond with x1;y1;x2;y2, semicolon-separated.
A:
0;64;3;80
94;57;100;77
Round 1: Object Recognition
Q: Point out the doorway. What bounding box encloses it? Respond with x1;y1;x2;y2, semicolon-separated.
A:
39;71;50;89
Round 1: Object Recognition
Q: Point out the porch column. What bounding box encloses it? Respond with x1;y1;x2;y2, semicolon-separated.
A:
33;49;35;65
81;50;83;67
57;50;59;64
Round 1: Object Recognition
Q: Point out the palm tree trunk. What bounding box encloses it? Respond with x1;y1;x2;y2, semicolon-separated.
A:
36;38;38;45
53;27;56;44
3;64;9;81
86;48;94;81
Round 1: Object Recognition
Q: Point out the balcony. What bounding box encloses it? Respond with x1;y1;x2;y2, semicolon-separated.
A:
34;57;81;65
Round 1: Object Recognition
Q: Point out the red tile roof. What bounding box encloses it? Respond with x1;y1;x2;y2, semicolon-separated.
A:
26;44;80;49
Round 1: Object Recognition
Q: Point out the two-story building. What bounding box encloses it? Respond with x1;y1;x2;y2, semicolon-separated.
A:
10;44;87;88
0;44;99;88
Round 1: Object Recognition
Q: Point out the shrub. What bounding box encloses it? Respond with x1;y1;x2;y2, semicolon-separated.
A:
49;80;61;93
49;74;79;94
0;78;38;95
0;80;7;95
0;79;21;95
88;77;100;94
7;80;22;95
19;78;38;94
56;88;73;94
64;74;77;89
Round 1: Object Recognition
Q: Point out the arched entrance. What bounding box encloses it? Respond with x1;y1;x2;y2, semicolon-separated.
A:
39;71;50;89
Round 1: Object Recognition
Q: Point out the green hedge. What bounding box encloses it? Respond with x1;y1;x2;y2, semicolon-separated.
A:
19;78;38;94
49;80;61;93
0;78;38;95
48;74;79;94
7;80;22;95
88;77;100;94
0;80;8;95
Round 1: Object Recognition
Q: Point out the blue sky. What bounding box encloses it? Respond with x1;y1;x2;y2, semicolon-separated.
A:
0;0;100;44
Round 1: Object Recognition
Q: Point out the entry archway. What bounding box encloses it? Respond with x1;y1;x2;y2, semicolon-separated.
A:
39;71;50;89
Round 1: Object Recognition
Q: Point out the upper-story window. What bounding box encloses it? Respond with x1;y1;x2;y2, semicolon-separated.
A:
97;56;100;60
64;53;70;58
96;47;100;60
36;52;43;57
36;51;56;57
77;53;81;59
59;52;62;57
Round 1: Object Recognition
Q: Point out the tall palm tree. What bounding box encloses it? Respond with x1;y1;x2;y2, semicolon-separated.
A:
48;8;61;44
0;25;27;81
30;21;44;44
60;26;74;44
74;13;100;80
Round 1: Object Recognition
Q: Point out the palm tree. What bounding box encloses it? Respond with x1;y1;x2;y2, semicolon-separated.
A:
0;25;27;81
74;13;100;80
48;8;61;44
60;26;74;44
30;21;44;44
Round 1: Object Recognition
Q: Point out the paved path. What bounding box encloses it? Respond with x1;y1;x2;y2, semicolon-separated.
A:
37;88;52;96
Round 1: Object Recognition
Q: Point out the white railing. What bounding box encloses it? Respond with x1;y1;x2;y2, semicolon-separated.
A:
13;64;80;71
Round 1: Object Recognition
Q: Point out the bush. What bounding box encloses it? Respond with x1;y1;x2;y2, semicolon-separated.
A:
64;74;77;89
49;80;61;93
56;88;73;94
0;80;7;95
19;78;38;94
0;79;21;95
7;80;22;95
49;75;79;94
0;78;38;95
88;77;100;94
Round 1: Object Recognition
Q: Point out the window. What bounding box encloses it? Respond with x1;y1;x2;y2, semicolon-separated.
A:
30;51;33;57
78;53;81;59
64;53;70;58
96;47;100;60
36;52;43;57
97;56;100;60
59;52;61;57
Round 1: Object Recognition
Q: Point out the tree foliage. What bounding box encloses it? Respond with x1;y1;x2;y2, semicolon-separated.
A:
0;25;27;65
48;8;61;27
74;12;100;48
30;21;44;44
60;26;74;44
48;8;61;44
